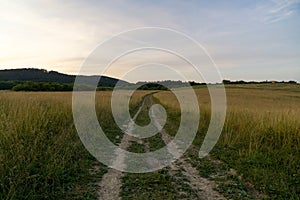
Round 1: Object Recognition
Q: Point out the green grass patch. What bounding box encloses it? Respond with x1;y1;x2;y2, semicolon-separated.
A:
146;133;166;151
128;141;146;153
121;169;178;200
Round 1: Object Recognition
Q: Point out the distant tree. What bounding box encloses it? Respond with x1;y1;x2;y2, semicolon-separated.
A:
222;80;231;84
235;80;246;84
0;81;22;90
288;80;297;84
188;81;205;86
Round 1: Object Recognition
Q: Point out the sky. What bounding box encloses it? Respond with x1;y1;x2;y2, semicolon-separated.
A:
0;0;299;82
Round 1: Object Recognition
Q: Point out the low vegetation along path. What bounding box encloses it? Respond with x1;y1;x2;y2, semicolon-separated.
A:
96;94;246;199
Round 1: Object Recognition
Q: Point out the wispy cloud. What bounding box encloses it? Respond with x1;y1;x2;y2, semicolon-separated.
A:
259;0;300;23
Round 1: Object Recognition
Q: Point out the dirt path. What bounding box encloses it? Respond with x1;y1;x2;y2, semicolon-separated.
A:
98;94;227;200
149;96;226;200
97;98;146;200
96;93;264;200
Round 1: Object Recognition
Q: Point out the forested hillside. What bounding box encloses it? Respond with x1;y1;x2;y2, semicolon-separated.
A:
0;68;128;90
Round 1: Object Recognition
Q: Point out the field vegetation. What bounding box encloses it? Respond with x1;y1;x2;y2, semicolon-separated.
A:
0;83;299;199
0;91;148;199
154;83;300;199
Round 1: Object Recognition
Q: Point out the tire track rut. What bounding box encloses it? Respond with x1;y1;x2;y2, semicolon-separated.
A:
97;94;226;199
149;95;226;200
97;96;147;200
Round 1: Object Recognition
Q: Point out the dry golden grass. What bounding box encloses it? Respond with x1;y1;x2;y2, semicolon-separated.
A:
0;91;149;199
1;86;299;199
154;84;300;199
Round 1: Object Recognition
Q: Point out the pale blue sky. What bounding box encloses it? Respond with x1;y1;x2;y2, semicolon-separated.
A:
0;0;299;82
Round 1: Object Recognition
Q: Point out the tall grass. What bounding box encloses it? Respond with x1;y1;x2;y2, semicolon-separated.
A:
0;92;97;199
0;91;147;199
1;85;299;199
154;84;300;199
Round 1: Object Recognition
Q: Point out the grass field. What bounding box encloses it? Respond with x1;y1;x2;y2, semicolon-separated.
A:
154;83;300;199
0;84;299;199
0;91;149;199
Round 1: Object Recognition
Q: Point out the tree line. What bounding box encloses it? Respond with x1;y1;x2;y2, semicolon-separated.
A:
11;82;74;91
222;80;298;84
0;68;298;91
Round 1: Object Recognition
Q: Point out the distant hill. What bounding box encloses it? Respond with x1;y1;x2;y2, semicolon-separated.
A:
0;68;128;87
1;68;297;91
